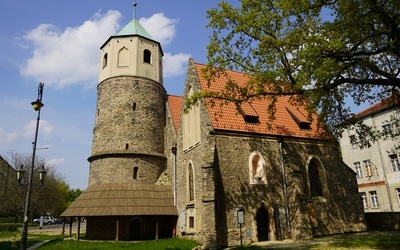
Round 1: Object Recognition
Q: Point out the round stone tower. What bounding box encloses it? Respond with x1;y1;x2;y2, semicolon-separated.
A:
88;17;166;185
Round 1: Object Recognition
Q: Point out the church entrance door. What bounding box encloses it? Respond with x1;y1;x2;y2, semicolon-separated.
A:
256;205;269;241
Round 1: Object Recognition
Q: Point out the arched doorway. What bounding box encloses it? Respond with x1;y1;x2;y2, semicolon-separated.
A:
130;219;141;241
256;205;269;241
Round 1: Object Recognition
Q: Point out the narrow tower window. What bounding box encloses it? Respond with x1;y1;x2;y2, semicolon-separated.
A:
103;53;108;68
125;143;129;150
143;49;151;64
188;163;194;201
133;167;138;179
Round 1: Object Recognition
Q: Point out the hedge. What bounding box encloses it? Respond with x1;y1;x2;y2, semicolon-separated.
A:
0;223;18;232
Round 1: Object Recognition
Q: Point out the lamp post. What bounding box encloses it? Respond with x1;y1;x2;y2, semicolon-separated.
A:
237;207;244;246
20;82;44;250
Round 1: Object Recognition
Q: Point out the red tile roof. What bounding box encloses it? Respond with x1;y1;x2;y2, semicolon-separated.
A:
167;95;183;132
355;94;399;119
194;62;328;139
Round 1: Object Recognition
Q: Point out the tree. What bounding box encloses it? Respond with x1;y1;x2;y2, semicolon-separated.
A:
0;151;69;221
189;0;400;140
67;188;82;206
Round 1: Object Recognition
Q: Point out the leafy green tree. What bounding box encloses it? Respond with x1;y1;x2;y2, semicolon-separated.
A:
67;188;82;206
1;151;70;221
190;0;399;141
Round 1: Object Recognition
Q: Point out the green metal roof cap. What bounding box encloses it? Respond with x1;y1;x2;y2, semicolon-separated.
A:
116;18;153;41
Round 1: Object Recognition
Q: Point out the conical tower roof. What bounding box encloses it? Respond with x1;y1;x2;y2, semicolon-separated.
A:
115;18;153;40
100;17;161;52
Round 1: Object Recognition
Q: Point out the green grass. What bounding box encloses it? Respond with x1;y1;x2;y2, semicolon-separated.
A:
230;232;400;249
1;230;399;250
0;231;63;250
0;231;199;250
39;238;199;250
327;234;400;249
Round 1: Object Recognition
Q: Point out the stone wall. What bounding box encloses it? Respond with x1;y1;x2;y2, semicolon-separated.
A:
89;76;166;185
174;58;218;249
169;59;366;249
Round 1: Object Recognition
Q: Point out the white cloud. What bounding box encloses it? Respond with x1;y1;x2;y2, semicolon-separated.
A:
139;13;178;45
0;127;19;149
20;10;188;86
46;157;65;166
163;53;191;77
23;119;54;139
20;10;122;88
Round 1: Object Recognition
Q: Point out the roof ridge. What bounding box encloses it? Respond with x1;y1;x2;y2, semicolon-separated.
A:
194;62;253;77
167;94;183;98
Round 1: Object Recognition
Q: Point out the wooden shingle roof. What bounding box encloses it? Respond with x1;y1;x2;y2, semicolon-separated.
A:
61;183;177;217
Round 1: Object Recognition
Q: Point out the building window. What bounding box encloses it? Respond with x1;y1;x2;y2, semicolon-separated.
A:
188;163;194;201
369;191;379;208
249;152;267;184
143;49;151;64
364;160;373;177
309;160;324;197
182;86;201;150
354;162;363;178
382;124;392;139
103;53;108;68
133;167;138;179
349;135;357;149
396;188;400;206
189;216;194;228
389;154;400;172
360;192;367;209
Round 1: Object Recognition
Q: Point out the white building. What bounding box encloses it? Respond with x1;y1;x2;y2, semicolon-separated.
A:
340;97;400;212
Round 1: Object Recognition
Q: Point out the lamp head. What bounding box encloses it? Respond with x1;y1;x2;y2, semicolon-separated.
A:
16;165;26;185
31;100;44;111
38;165;47;186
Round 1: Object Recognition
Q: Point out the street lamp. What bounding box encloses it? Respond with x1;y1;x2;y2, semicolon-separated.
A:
20;82;45;250
16;165;47;186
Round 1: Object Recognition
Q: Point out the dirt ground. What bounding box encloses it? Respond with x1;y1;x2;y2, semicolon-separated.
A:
28;224;86;236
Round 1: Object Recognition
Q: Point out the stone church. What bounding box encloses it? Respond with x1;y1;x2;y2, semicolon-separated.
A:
62;11;367;249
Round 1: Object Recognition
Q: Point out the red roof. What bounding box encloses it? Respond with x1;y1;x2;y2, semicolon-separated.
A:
167;95;183;132
194;62;327;139
355;94;399;119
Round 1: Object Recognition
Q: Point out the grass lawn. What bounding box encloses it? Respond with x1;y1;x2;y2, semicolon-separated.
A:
230;231;400;249
1;230;399;249
40;238;199;250
0;230;62;250
0;231;199;250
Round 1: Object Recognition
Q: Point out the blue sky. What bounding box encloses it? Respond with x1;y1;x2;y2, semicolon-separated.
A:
0;1;237;189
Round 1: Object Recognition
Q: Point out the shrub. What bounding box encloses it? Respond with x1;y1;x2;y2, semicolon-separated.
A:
0;223;18;232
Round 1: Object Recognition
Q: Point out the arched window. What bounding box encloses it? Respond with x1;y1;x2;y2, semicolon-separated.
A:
249;152;267;184
188;163;194;201
103;53;108;68
133;167;139;180
143;49;151;64
309;160;324;197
